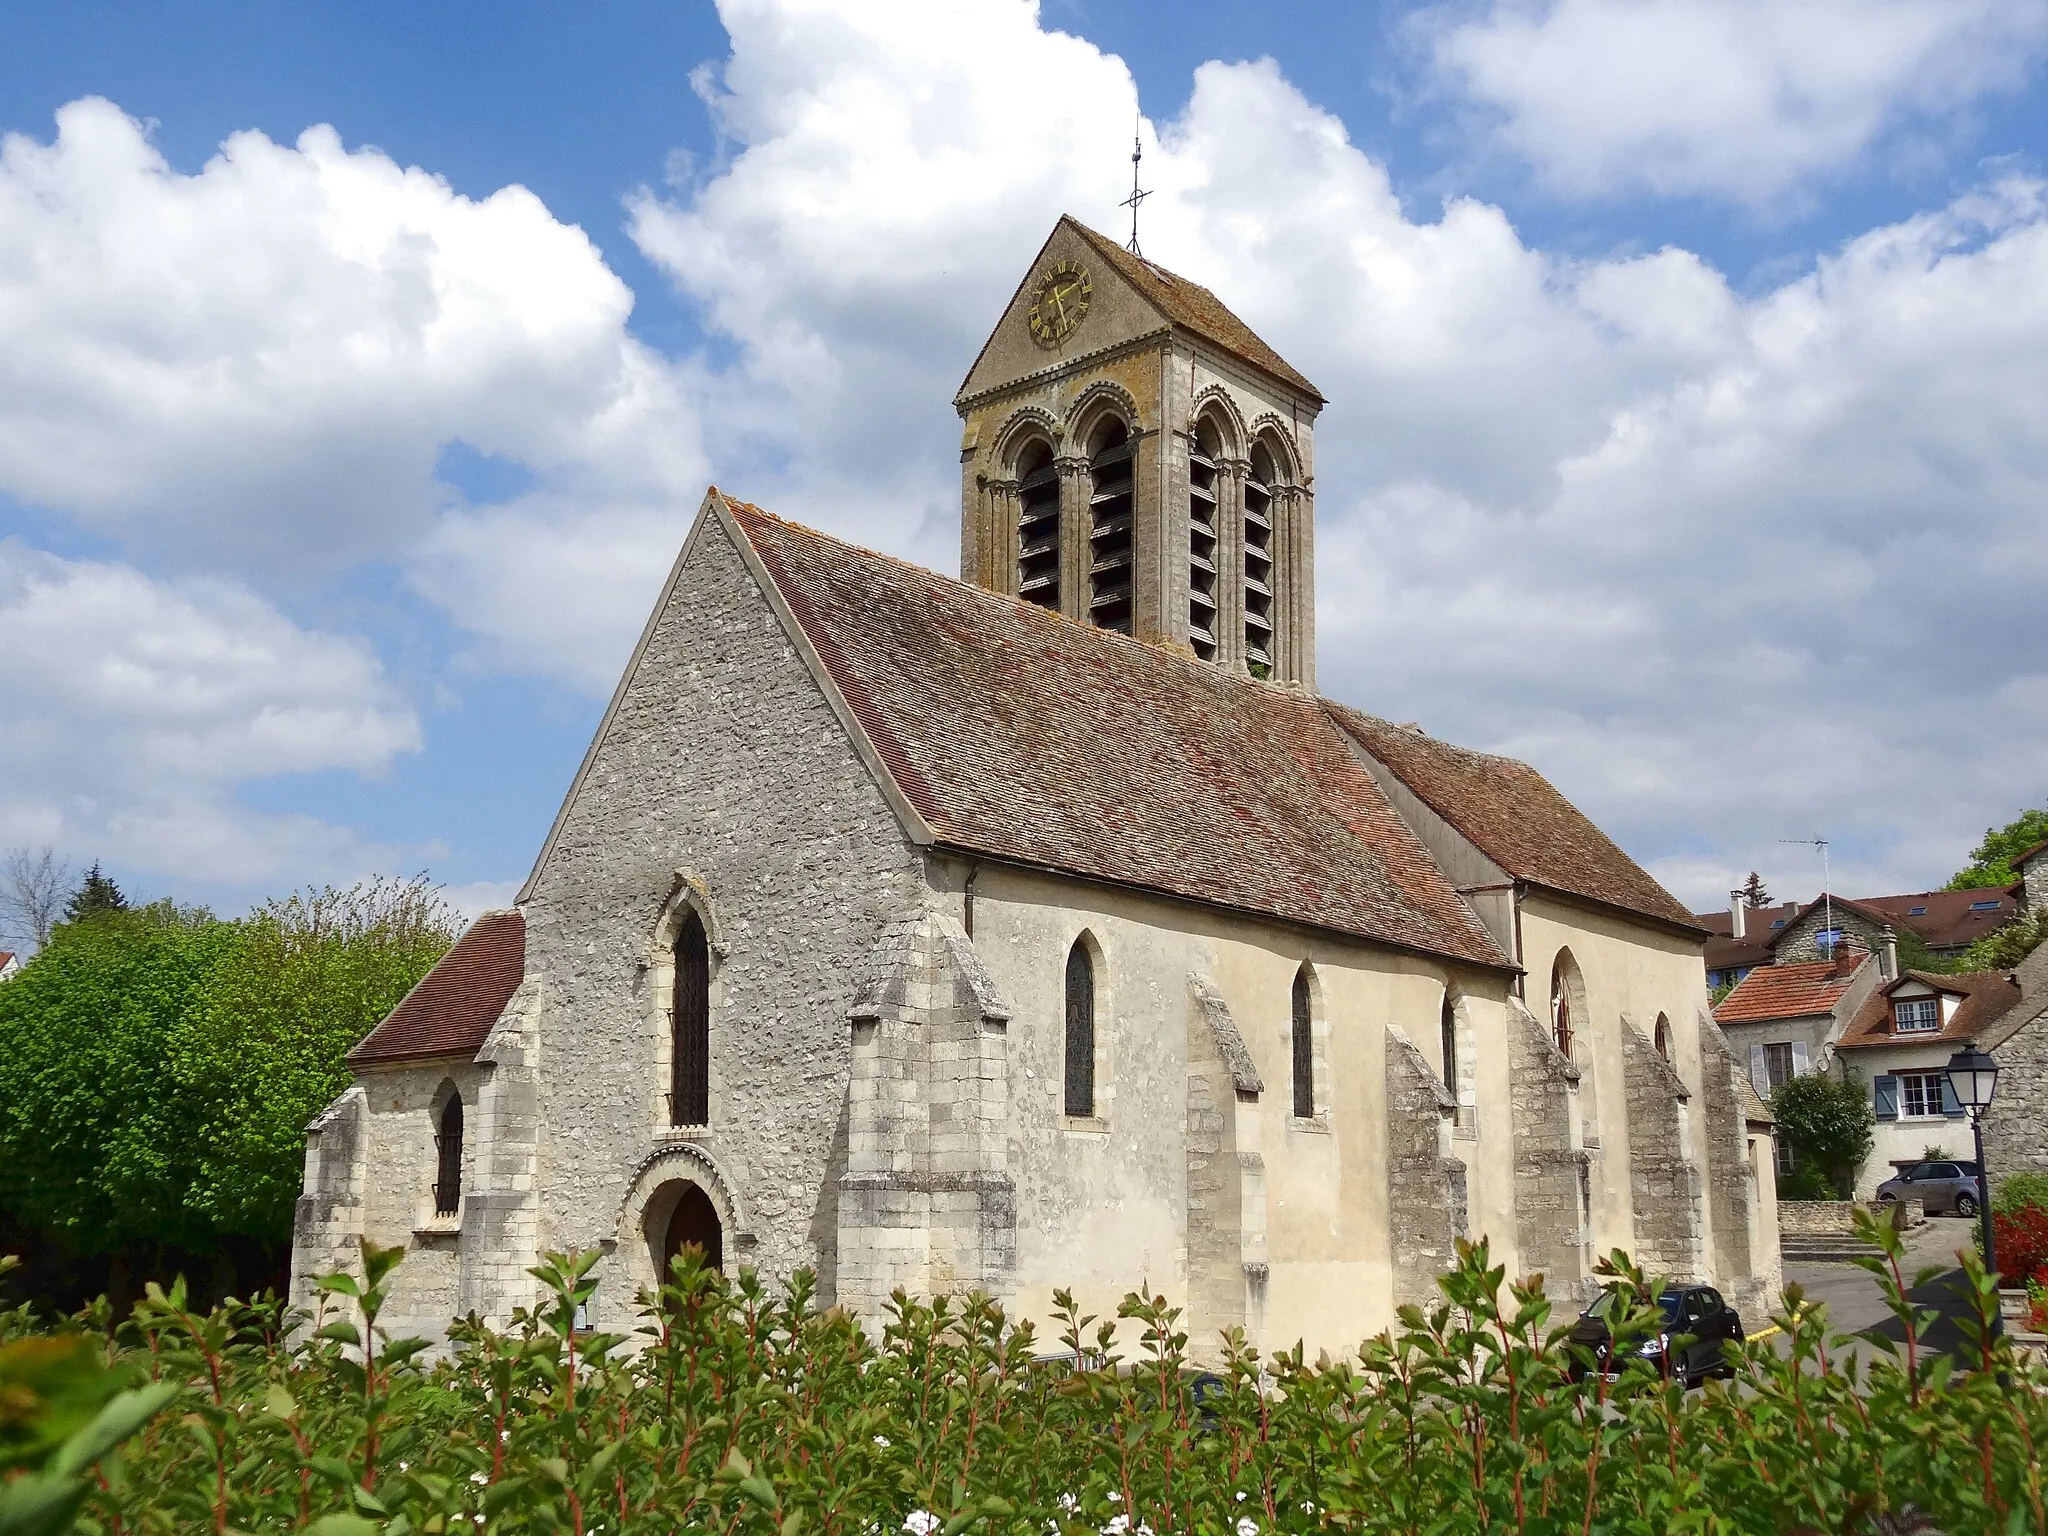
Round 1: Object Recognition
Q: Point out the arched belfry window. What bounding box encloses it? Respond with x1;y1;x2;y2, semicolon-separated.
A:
1187;419;1222;661
1291;966;1315;1118
671;913;710;1127
1243;443;1278;675
1015;440;1060;610
1088;420;1136;634
434;1093;464;1216
1550;956;1575;1059
1064;939;1096;1117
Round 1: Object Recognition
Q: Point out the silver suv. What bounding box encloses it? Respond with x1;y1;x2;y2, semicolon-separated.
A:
1875;1160;1985;1216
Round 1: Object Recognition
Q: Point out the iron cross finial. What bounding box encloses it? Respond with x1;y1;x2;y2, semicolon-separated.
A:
1121;120;1150;257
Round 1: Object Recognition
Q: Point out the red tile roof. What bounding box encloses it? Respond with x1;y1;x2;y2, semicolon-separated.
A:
1834;969;2023;1051
1324;707;1703;934
1854;889;2018;951
1693;903;1802;971
1712;954;1870;1025
1065;219;1324;401
348;909;525;1067
725;498;1507;969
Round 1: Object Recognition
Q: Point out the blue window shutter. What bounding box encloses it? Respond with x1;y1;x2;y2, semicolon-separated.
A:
1940;1076;1964;1118
1874;1075;1899;1121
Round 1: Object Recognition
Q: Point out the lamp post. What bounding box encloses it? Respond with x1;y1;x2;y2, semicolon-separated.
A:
1943;1043;2001;1283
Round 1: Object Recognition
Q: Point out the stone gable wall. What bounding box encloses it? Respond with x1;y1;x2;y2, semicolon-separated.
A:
518;514;928;1320
1773;905;1886;965
1982;1005;2048;1183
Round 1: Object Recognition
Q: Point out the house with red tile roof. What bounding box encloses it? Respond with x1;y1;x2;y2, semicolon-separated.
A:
1694;888;2021;990
1712;951;1884;1106
0;950;18;983
293;220;1780;1351
1834;970;2026;1195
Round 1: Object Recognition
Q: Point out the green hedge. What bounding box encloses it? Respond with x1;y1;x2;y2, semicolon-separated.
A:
2;1214;2044;1536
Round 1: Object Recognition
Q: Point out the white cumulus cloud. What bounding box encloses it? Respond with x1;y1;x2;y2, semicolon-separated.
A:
1422;0;2048;202
0;542;421;885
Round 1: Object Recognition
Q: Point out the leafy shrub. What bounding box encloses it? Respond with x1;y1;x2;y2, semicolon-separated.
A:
1997;1171;2048;1216
1770;1072;1876;1197
1994;1204;2048;1289
1777;1160;1838;1201
2;1215;2044;1536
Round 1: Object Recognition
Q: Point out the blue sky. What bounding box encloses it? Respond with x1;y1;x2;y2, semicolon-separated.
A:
3;0;2047;934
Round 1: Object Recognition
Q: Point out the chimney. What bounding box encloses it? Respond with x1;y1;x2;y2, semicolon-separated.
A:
1882;926;1899;981
1729;892;1746;940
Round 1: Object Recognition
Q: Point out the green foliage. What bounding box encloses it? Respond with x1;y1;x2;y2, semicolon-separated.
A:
1895;923;1958;976
1961;905;2048;972
1947;804;2048;890
1996;1171;2048;1215
3;1225;2046;1535
1777;1160;1838;1201
0;1328;177;1536
1770;1072;1876;1198
59;863;127;925
1739;870;1771;907
0;880;456;1262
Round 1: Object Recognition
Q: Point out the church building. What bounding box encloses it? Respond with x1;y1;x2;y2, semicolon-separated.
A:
292;217;1782;1351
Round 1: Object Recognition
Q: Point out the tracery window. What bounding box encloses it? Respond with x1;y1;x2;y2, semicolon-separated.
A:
434;1093;464;1216
1291;965;1315;1119
1015;440;1060;610
1244;443;1277;674
671;913;710;1127
1187;420;1221;661
1088;420;1136;634
1065;939;1096;1117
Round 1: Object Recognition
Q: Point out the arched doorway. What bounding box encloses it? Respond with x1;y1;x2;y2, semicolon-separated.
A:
656;1182;723;1284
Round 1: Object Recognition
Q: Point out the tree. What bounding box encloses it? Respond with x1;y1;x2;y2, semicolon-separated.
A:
1739;871;1772;908
1895;924;1956;976
0;846;69;951
1960;906;2048;972
62;863;128;924
1770;1071;1876;1199
1947;804;2048;890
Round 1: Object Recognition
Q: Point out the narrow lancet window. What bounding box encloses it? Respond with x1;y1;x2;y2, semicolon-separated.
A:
1244;443;1277;675
1291;966;1315;1118
671;913;710;1126
434;1094;464;1216
1088;421;1135;633
1064;939;1096;1117
1015;441;1060;610
1440;992;1460;1112
1550;956;1574;1059
1187;421;1220;661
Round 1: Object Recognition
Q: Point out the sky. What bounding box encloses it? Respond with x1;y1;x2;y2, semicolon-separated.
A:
2;0;2047;938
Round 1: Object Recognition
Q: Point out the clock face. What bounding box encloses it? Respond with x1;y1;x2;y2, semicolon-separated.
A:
1026;260;1091;348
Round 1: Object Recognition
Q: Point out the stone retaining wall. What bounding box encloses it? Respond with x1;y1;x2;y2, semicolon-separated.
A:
1778;1199;1920;1235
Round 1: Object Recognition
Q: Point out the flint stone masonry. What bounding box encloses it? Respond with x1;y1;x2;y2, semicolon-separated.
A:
1385;1025;1467;1309
1508;999;1589;1298
1620;1016;1704;1280
518;514;928;1320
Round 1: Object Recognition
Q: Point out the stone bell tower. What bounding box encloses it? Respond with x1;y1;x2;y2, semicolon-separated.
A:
954;217;1325;687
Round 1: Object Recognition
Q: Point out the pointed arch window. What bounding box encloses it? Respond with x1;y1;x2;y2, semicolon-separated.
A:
1550;958;1575;1059
434;1093;464;1216
1291;965;1315;1119
671;913;710;1127
1088;420;1135;634
1064;939;1096;1118
1015;440;1060;610
1654;1013;1672;1061
1187;418;1221;661
1244;442;1277;675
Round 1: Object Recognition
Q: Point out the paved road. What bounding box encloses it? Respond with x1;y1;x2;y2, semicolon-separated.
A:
1772;1216;1993;1369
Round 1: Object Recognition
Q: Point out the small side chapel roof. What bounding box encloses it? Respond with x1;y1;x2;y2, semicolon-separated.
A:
1325;707;1704;935
723;497;1507;970
1063;218;1324;401
348;908;525;1067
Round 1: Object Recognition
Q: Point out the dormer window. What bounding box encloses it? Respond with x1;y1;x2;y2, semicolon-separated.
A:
1893;997;1940;1034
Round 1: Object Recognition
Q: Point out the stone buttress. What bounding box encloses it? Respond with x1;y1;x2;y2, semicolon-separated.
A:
1509;998;1592;1298
1385;1025;1469;1310
1184;974;1268;1362
1620;1015;1705;1283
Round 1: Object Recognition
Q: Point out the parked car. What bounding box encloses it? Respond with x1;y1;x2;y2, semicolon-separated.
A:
1567;1284;1744;1389
1875;1159;1985;1217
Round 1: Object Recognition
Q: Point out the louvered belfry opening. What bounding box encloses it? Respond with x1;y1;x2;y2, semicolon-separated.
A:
1187;420;1221;661
1088;420;1136;633
1291;966;1315;1118
1064;939;1096;1117
671;913;711;1127
1015;440;1060;610
1244;443;1277;674
433;1094;464;1216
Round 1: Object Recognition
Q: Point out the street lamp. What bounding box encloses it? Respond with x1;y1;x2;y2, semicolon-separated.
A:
1943;1043;2000;1281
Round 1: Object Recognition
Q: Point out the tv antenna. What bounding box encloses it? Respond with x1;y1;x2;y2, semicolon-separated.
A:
1120;119;1150;257
1779;837;1835;957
